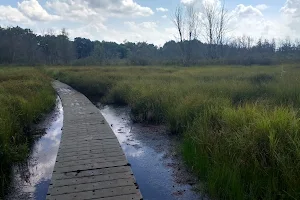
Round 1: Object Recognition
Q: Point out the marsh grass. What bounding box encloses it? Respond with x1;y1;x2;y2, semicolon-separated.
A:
48;65;300;199
0;67;55;197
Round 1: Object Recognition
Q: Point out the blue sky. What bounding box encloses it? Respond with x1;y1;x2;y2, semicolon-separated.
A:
0;0;299;45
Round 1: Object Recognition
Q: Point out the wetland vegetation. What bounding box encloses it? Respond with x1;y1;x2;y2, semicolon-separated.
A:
47;65;300;200
0;68;55;197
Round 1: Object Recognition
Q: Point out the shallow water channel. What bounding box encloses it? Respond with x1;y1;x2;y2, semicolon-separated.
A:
6;98;203;200
5;98;63;200
99;105;202;200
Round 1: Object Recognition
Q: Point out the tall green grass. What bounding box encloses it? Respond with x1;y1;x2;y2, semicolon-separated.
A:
0;67;55;197
47;65;300;199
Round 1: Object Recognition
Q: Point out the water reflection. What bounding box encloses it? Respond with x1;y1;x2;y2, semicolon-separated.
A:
6;97;63;200
100;106;202;200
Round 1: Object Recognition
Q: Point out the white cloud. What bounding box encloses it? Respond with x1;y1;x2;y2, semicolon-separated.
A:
67;21;175;46
156;7;168;12
162;15;168;19
230;17;284;39
0;5;29;23
68;22;108;39
18;0;60;21
125;21;157;30
46;0;153;18
280;0;300;35
256;4;269;11
227;4;289;40
202;0;220;6
120;21;175;44
181;0;195;6
141;22;158;29
232;4;263;18
280;0;300;15
101;0;154;17
46;0;100;21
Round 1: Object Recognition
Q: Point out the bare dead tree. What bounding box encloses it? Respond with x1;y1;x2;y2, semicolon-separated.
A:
186;3;200;65
215;1;229;46
247;36;254;49
173;6;184;44
173;3;199;66
172;0;229;64
47;28;55;36
61;28;69;38
201;0;230;59
173;6;185;65
202;2;215;45
186;4;199;41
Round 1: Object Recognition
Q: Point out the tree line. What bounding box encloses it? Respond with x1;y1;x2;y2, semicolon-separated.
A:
1;26;300;66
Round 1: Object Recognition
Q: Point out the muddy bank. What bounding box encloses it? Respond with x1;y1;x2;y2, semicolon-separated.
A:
100;105;206;200
5;97;63;200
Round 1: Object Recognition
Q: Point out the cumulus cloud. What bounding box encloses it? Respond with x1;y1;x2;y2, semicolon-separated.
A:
156;7;168;12
227;4;289;39
181;0;195;6
46;0;153;18
46;0;100;21
88;0;154;16
281;0;300;15
280;0;300;34
18;0;60;21
67;21;175;46
0;5;29;23
256;4;269;11
202;0;220;6
125;21;158;31
232;4;263;18
121;21;175;44
230;17;283;39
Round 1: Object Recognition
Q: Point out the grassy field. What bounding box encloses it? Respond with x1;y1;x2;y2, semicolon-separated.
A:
0;67;55;197
47;65;300;200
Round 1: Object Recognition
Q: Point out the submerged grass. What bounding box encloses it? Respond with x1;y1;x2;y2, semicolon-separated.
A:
0;67;55;197
47;65;300;199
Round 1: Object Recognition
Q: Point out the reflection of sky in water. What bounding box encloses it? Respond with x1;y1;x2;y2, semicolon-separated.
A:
6;97;63;200
100;106;200;200
100;107;144;158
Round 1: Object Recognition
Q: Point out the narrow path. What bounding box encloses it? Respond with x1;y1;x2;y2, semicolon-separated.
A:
47;81;142;200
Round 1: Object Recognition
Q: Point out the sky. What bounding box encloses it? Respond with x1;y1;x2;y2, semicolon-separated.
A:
0;0;299;45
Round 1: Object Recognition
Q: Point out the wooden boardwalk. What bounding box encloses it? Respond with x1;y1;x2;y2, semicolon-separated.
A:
47;81;142;200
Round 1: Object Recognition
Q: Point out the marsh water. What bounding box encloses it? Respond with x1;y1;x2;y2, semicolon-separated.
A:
5;98;63;200
99;105;203;200
5;98;203;200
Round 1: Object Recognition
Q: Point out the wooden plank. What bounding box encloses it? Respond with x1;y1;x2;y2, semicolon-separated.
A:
51;166;132;181
47;186;142;200
60;138;118;147
58;144;121;154
60;134;116;142
54;160;128;173
56;147;123;158
48;178;136;195
58;143;121;152
55;156;126;168
55;152;125;163
50;172;134;187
